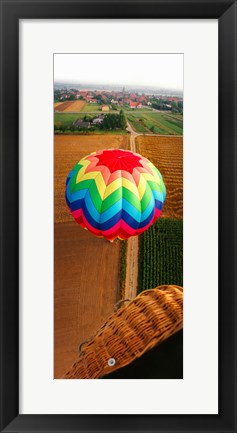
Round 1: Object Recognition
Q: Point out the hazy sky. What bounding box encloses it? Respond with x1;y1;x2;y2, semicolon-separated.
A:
54;54;183;91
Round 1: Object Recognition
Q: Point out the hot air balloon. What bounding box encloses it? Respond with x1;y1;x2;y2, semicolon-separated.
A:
65;148;166;241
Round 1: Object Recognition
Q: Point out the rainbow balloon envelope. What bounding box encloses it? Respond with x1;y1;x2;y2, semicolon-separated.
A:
65;149;166;241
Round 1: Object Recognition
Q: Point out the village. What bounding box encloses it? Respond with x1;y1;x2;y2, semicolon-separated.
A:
54;86;183;111
54;87;183;135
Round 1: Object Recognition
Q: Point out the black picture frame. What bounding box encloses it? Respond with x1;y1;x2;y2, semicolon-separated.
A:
0;0;236;432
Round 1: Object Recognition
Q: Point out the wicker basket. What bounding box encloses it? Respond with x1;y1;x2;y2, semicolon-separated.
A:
64;285;183;379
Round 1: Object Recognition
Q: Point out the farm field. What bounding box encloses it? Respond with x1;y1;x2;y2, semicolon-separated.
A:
54;101;74;112
127;111;183;135
54;222;121;378
54;102;63;108
62;100;87;112
81;103;102;112
54;134;130;377
136;135;183;220
126;114;150;133
54;113;80;129
54;113;129;134
138;218;183;292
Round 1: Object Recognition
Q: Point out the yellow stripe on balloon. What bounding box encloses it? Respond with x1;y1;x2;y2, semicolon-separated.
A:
142;172;161;184
146;163;161;180
122;178;140;197
76;165;156;200
78;170;108;200
76;159;91;183
137;174;147;199
103;177;140;199
94;172;107;198
103;178;122;199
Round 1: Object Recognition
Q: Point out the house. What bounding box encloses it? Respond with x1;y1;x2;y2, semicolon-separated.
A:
138;96;147;103
79;91;88;98
129;102;142;109
92;116;104;125
101;105;110;112
166;97;180;102
60;94;70;100
74;119;90;128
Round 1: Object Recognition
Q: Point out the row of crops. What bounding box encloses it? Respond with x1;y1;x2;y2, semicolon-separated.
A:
138;218;183;292
126;115;149;133
127;112;183;135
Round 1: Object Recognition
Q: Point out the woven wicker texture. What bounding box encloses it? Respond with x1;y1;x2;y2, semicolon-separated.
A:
64;285;183;379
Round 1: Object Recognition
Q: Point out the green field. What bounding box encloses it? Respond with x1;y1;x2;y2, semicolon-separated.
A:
138;218;183;292
126;111;183;135
126;115;149;133
54;113;80;128
54;113;128;135
54;109;183;135
81;103;102;112
119;240;127;298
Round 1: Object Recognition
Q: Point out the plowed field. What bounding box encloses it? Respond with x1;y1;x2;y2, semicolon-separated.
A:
54;101;74;112
54;223;121;378
54;134;130;378
62;100;86;112
136;136;183;220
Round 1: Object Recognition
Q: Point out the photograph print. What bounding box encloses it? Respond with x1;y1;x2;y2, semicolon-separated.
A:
54;53;183;379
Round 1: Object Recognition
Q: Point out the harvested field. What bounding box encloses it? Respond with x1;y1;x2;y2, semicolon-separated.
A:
54;101;74;112
54;134;130;377
62;100;86;112
54;102;63;108
136;136;183;220
54;222;121;378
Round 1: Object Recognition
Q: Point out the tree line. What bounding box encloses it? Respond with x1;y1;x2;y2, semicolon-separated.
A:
151;98;183;114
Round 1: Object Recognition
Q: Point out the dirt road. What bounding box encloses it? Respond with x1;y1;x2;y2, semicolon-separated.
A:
124;122;140;299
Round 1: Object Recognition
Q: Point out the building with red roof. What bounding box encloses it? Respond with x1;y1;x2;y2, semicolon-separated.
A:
130;102;142;109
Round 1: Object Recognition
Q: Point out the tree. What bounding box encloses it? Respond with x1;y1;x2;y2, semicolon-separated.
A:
178;101;183;113
119;109;127;129
83;115;93;122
